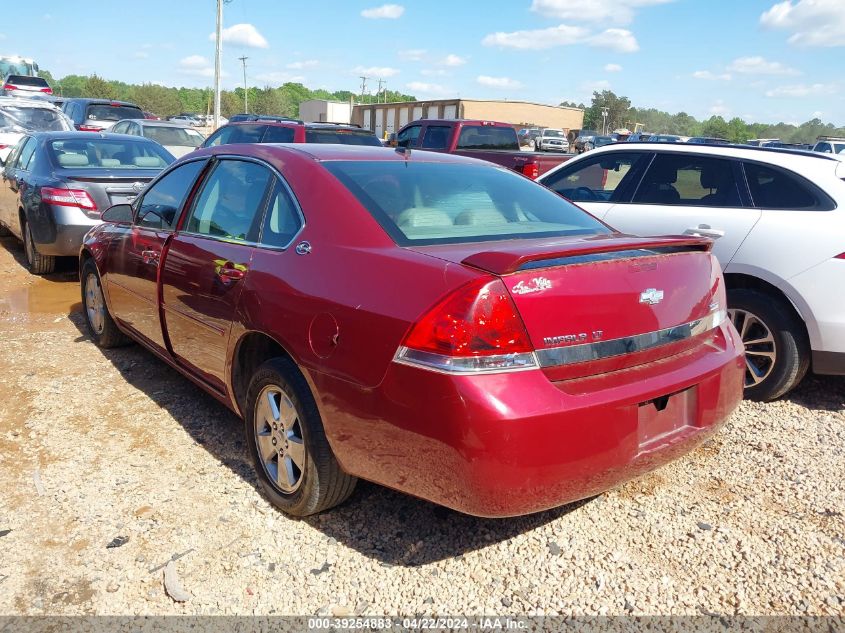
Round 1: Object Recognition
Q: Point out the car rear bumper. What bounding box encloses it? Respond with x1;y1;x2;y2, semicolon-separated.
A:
314;321;744;517
30;205;100;256
812;351;845;375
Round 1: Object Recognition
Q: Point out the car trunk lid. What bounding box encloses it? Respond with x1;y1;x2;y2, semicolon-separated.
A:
57;171;157;210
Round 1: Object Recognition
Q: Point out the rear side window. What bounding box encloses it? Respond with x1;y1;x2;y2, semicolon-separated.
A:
136;160;206;230
86;104;143;122
325;160;610;246
261;125;296;143
743;162;833;210
542;152;648;203
15;137;36;170
633;153;742;207
185;159;274;241
204;124;267;147
305;128;382;145
259;179;302;247
456;126;519;150
420;126;451;150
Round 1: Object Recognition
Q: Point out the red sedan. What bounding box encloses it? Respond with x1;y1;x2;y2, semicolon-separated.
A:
80;144;745;517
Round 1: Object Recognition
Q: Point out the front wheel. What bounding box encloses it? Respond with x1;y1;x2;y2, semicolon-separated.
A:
81;258;130;348
727;288;809;401
245;357;357;516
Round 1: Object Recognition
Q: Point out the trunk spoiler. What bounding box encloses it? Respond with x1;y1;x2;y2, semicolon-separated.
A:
461;235;713;275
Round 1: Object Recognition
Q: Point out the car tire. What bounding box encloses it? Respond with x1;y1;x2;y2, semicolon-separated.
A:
23;219;55;275
81;258;130;348
727;288;810;402
245;357;357;516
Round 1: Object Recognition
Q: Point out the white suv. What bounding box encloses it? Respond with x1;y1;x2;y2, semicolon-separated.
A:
535;128;570;152
812;137;845;156
538;143;845;400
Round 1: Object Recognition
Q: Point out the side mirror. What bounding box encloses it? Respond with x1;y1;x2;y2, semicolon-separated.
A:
101;203;133;223
388;133;398;148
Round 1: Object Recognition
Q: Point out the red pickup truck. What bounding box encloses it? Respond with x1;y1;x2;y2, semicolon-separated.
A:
390;119;573;178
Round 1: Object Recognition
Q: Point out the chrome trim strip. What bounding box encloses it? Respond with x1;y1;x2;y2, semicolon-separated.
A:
536;310;726;368
393;347;540;375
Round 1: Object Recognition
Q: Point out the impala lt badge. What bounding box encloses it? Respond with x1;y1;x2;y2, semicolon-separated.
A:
639;288;665;305
512;277;552;295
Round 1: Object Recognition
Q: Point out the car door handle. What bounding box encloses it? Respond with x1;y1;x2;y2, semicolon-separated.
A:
684;224;725;239
141;249;160;265
216;262;247;282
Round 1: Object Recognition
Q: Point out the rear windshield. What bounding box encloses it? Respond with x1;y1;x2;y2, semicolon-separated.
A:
325;161;610;246
48;138;174;169
143;125;204;147
5;75;48;88
0;105;70;132
304;129;382;146
86;104;143;122
456;126;519;151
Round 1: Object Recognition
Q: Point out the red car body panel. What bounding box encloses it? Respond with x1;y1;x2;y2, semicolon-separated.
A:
82;144;744;517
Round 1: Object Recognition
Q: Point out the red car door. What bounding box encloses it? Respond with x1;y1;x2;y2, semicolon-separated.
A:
104;159;208;350
159;158;275;390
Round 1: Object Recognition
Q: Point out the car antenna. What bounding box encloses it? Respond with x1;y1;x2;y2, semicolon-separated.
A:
396;146;410;160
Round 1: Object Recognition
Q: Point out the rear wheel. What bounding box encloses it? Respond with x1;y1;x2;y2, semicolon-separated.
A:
245;357;356;516
81;258;130;348
23;220;55;275
727;288;809;401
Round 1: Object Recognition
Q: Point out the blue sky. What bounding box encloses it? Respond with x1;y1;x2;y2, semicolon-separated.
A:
2;0;843;124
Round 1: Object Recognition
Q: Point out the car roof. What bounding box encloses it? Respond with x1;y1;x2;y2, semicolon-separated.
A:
63;98;140;106
29;130;158;142
0;95;61;110
130;119;195;128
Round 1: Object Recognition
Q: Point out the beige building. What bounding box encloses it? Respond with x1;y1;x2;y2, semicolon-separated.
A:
298;99;353;124
352;99;584;139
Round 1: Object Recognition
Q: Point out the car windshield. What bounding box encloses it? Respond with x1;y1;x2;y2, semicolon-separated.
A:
48;138;174;169
325;160;610;246
86;104;143;122
543;130;565;138
0;105;70;132
143;125;204;147
304;129;382;145
455;126;519;150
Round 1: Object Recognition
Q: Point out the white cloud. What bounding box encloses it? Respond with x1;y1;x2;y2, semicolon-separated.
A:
477;75;523;90
209;23;269;49
709;100;730;115
354;65;400;78
406;81;451;96
692;70;732;81
761;0;845;47
727;56;799;75
765;83;838;97
286;59;319;70
441;54;467;67
531;0;674;25
604;63;623;72
361;4;404;19
178;55;216;78
482;24;638;52
255;71;305;86
398;49;426;61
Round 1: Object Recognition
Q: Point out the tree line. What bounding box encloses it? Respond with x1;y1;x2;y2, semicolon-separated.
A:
563;90;844;144
37;71;416;119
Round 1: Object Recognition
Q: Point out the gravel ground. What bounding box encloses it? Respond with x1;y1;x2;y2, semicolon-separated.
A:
0;235;843;617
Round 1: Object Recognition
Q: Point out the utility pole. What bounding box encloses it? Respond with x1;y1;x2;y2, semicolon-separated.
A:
376;78;385;104
359;76;368;103
238;56;249;113
601;106;609;135
213;0;223;128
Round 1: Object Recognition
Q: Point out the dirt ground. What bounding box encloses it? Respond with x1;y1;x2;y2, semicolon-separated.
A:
0;235;843;617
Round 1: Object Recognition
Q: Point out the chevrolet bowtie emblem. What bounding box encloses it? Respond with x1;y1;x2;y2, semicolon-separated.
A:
639;288;664;305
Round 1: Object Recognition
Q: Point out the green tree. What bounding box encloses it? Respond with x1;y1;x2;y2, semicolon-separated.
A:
583;90;631;133
129;84;182;118
700;116;730;140
83;74;118;99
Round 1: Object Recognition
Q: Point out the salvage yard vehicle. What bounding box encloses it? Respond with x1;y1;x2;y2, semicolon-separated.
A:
111;118;205;158
535;128;570;153
0;131;173;274
203;119;382;148
61;98;144;132
391;119;571;178
80;144;744;517
538;143;845;400
1;74;52;97
0;96;73;163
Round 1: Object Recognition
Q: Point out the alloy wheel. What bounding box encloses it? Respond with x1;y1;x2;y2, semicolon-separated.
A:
254;385;305;493
729;308;777;387
85;273;106;335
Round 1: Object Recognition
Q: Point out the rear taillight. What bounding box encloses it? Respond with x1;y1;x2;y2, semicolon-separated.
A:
522;161;539;179
77;124;103;132
836;253;845;259
40;87;53;94
396;278;538;373
42;187;99;217
3;84;17;91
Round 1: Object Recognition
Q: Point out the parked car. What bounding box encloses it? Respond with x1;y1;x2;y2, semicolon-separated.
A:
111;119;205;158
61;98;144;132
746;138;780;147
0;96;73;163
626;132;653;143
143;111;160;120
687;137;729;145
391;119;572;178
583;135;615;151
1;74;52;97
0;131;174;273
649;134;683;143
80;144;743;517
812;136;845;155
535;128;570;152
228;113;297;123
517;127;541;148
538;143;845;400
573;129;599;153
168;114;202;127
203;120;382;149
